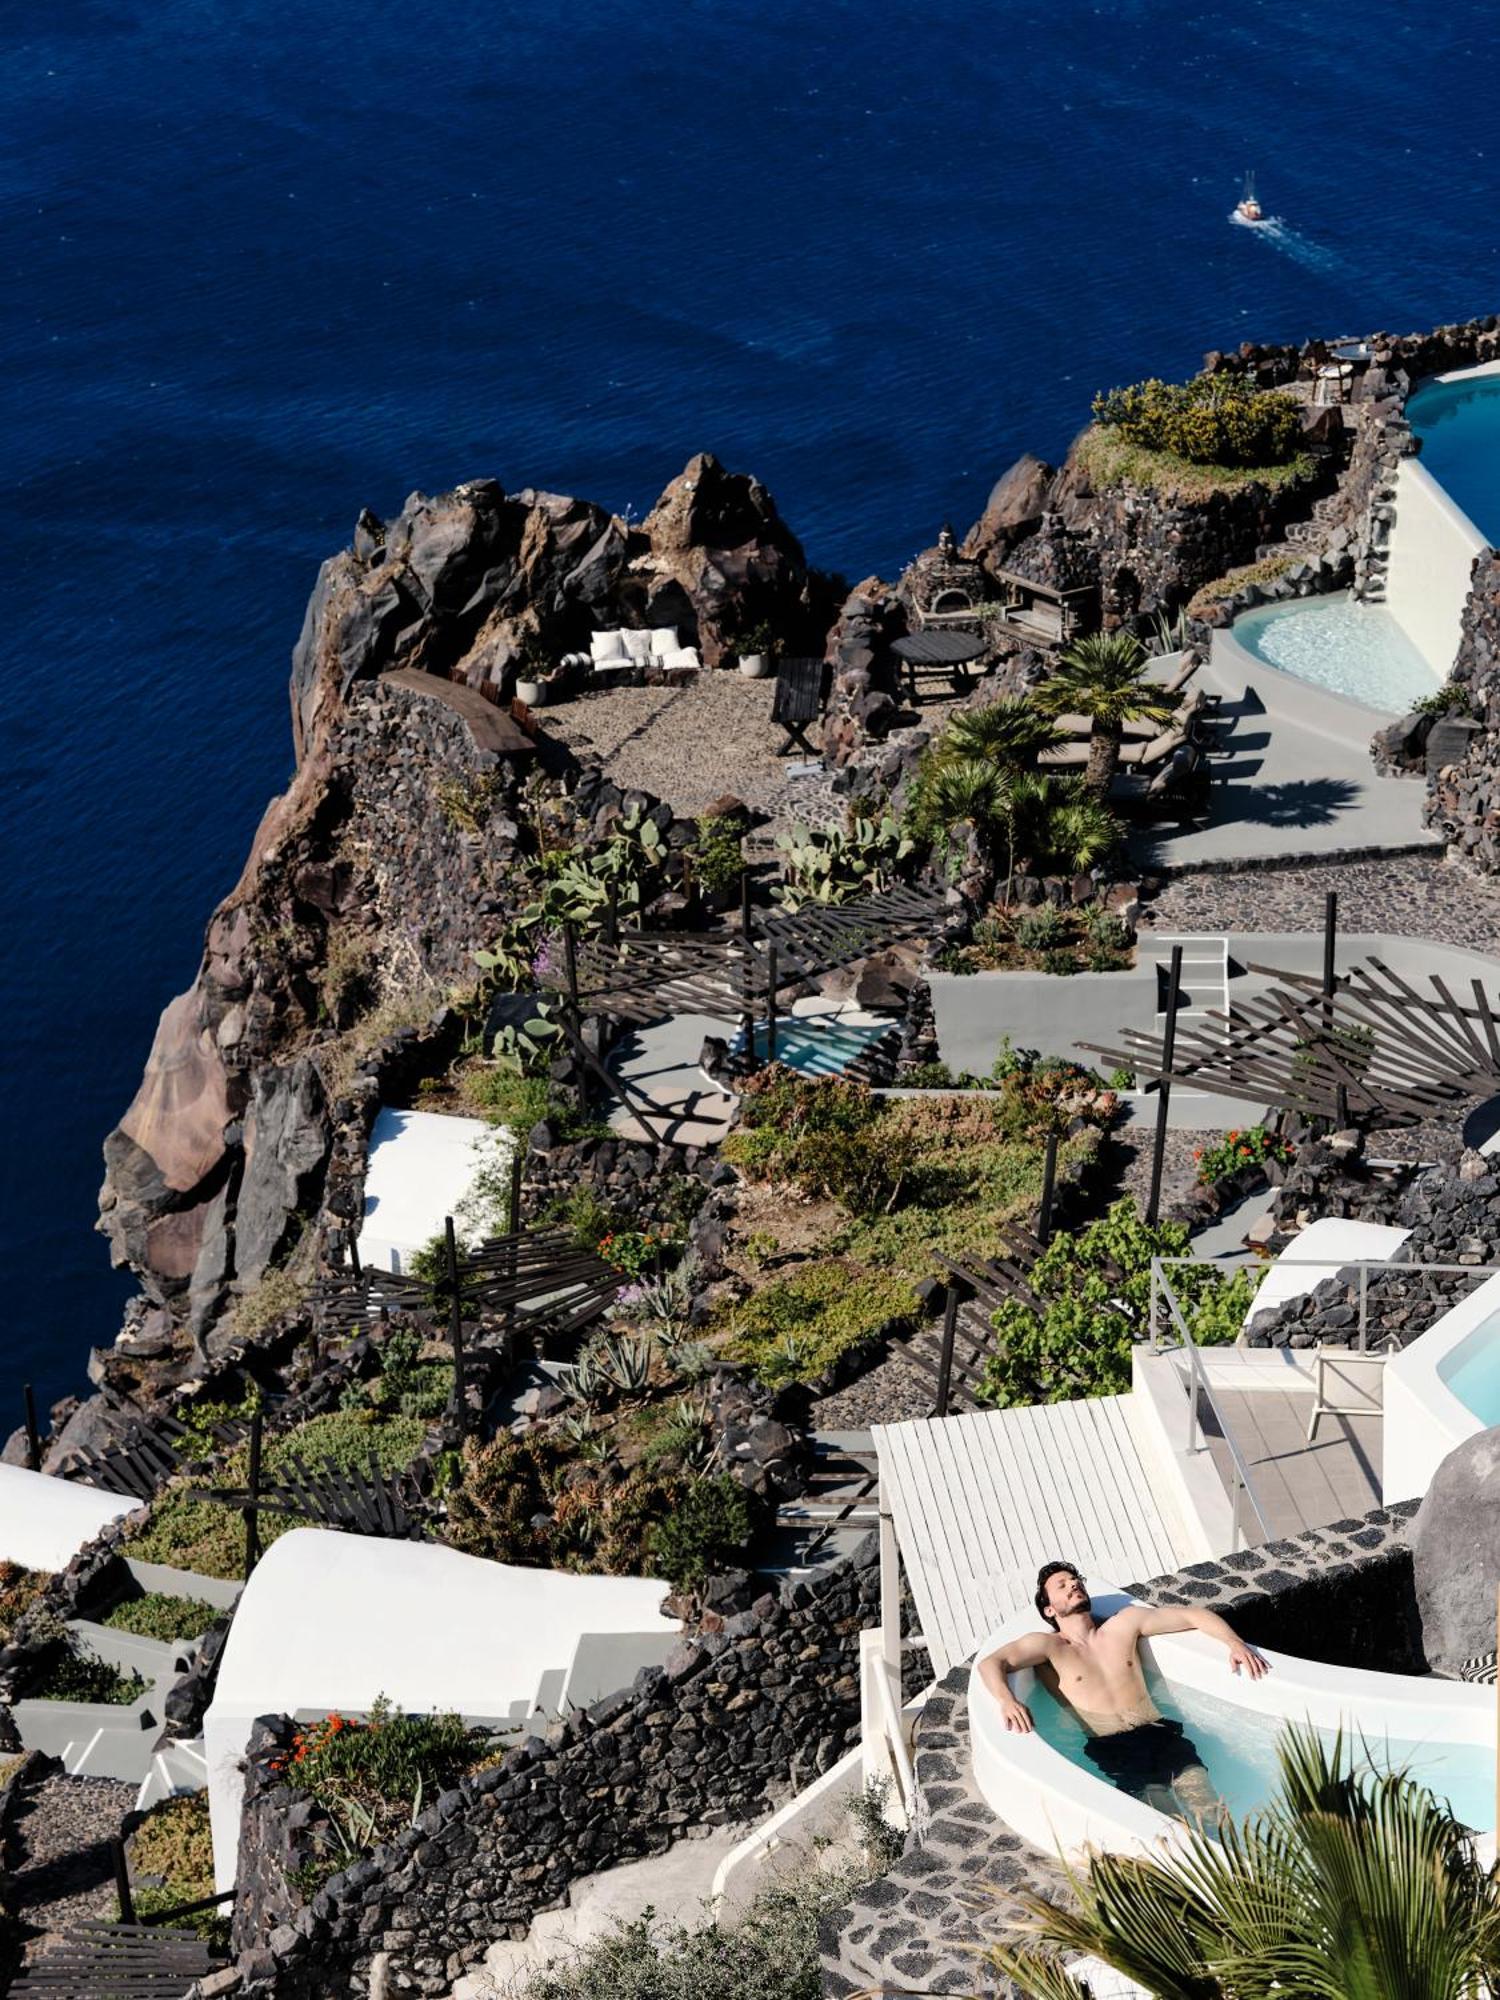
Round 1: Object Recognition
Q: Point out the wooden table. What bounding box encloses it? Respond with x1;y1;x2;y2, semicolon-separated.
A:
891;629;986;701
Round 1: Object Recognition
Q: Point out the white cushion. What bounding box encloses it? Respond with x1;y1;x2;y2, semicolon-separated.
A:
664;646;701;671
621;629;653;664
590;630;627;662
649;626;679;660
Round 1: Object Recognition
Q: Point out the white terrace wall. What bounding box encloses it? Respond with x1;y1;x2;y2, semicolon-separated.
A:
1385;457;1489;677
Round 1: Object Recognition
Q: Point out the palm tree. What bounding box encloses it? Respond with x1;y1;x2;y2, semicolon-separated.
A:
991;1726;1500;2000
1033;631;1176;795
946;696;1063;770
923;758;1014;904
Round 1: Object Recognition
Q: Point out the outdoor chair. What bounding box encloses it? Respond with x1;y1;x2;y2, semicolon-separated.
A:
771;656;829;755
1051;683;1208;743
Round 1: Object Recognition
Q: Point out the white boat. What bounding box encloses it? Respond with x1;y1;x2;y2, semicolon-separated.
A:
1234;171;1264;224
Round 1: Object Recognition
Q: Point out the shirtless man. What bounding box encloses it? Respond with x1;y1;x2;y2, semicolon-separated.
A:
977;1561;1269;1821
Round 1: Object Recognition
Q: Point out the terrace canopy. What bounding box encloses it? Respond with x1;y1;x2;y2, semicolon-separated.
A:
202;1528;679;1888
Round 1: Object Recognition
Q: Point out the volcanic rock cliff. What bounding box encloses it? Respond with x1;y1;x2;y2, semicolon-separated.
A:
96;455;818;1386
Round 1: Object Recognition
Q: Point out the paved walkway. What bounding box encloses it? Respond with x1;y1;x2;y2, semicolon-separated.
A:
1204;1388;1382;1540
1131;640;1437;872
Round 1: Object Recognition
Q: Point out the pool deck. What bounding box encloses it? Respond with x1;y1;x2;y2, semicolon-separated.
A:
1130;633;1439;873
1202;1385;1382;1540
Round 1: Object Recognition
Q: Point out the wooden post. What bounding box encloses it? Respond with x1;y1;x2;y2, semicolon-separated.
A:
739;868;755;1052
444;1215;467;1440
507;1150;523;1238
243;1406;263;1582
112;1836;135;1926
740;867;753;942
765;944;779;1066
22;1384;40;1472
1145;944;1184;1227
1323;889;1348;1129
1037;1129;1059;1247
348;1232;361;1278
605;882;619;946
934;1287;960;1418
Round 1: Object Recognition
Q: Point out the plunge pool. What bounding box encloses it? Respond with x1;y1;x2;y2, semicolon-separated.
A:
1228;591;1441;716
1408;369;1500;547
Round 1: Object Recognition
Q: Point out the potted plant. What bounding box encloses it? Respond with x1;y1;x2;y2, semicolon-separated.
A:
513;633;555;708
736;621;777;679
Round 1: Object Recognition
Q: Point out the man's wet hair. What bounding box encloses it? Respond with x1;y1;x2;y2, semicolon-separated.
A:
1035;1561;1082;1630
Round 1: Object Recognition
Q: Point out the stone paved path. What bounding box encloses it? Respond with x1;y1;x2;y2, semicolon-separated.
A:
1141;851;1500;953
10;1772;135;1961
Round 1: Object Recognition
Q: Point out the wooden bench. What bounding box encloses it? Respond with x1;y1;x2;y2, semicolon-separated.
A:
771;656;828;756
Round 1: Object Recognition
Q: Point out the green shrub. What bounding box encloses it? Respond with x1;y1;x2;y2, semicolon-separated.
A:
273;1696;493;1853
1411;682;1475;720
1092;373;1302;469
721;1262;917;1388
32;1639;146;1706
102;1593;220;1642
126;1794;226;1946
442;1434;684;1577
647;1475;760;1590
976;1200;1256;1408
691;810;746;896
0;1562;47;1647
525;1867;870;2000
1186;554;1296;617
125;1410;428;1580
1015;905;1069;952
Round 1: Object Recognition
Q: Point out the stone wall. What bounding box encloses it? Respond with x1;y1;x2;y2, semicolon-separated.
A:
1426;550;1500;870
823;1500;1422;1998
221;1536;882;1997
1245;1148;1500;1352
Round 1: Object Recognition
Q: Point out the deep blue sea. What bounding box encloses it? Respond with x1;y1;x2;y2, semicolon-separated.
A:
4;0;1499;1415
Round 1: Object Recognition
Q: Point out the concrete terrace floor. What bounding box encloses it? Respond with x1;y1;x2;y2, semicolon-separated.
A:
1130;639;1438;872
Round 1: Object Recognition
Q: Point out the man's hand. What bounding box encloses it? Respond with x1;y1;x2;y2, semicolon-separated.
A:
999;1692;1035;1733
1228;1640;1269;1680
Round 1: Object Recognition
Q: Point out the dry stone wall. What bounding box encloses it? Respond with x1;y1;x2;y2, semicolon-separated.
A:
222;1537;883;1998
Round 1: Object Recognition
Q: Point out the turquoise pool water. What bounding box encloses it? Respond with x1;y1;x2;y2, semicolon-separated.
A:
1409;373;1500;546
1230;593;1441;716
738;1016;892;1078
1027;1667;1491;1832
1438;1312;1500;1427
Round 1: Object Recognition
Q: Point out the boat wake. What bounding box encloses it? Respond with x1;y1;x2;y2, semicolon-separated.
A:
1228;211;1340;272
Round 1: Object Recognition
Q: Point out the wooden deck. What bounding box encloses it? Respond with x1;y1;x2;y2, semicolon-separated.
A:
873;1399;1198;1677
1203;1387;1382;1540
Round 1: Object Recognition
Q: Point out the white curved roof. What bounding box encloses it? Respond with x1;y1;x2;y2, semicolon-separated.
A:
0;1463;132;1572
203;1529;678;1885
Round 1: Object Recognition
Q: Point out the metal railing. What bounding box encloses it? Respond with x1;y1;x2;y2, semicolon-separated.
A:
1147;1252;1500;1551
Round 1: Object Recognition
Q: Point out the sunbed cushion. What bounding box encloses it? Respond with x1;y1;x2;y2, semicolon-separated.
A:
649;627;679;660
664;646;701;672
590;629;626;662
621;629;654;664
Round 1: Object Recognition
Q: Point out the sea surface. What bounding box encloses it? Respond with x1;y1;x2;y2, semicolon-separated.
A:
4;0;1499;1415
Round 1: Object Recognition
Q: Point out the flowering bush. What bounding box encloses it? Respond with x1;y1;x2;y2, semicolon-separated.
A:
1092;374;1302;469
268;1696;487;1849
1194;1126;1295;1187
598;1228;675;1281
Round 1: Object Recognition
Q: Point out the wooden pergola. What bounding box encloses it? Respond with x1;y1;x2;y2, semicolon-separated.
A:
1082;953;1500;1131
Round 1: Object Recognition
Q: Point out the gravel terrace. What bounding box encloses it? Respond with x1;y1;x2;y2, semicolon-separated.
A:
540;672;975;838
10;1773;136;1961
1141;851;1500;952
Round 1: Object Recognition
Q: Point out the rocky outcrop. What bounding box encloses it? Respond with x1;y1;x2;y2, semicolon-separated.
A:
820;577;906;768
99;458;816;1382
1411;1428;1500;1675
961;452;1054;571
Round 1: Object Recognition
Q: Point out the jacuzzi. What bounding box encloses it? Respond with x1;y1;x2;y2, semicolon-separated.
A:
968;1588;1496;1861
1383;1268;1500;1503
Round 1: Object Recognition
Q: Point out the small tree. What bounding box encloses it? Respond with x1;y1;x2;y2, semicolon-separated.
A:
1033;632;1176;794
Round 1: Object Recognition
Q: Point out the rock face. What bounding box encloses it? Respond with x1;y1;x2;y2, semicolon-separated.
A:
1425;549;1500;870
961;452;1054;570
1411;1428;1500;1674
99;459;814;1377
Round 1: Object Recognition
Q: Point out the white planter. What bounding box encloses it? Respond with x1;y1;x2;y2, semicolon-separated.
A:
738;653;771;678
516;678;547;707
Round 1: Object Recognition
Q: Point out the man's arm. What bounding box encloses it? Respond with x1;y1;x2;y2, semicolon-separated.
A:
1132;1604;1269;1679
977;1632;1056;1732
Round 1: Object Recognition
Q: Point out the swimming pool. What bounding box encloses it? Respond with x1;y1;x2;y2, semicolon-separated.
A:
1409;368;1500;547
733;1008;892;1078
1384;1269;1500;1502
1027;1662;1491;1833
1228;592;1441;716
969;1588;1497;1861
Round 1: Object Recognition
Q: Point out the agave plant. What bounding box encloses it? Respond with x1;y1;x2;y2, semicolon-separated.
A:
596;1332;654;1396
992;1725;1500;2000
557;1347;610;1409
